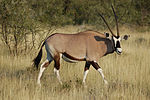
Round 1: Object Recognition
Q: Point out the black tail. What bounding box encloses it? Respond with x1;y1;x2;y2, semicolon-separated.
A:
33;41;46;69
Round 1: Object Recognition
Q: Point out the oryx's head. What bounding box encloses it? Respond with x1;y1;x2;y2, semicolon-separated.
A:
99;5;130;55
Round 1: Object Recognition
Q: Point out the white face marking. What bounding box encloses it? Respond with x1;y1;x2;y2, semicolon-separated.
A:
113;36;122;54
116;48;122;53
113;36;121;47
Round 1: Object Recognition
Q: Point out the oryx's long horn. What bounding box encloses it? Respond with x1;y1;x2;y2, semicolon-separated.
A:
111;5;119;36
98;13;116;37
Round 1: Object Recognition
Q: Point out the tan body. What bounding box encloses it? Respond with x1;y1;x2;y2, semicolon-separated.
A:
34;30;111;85
46;31;107;62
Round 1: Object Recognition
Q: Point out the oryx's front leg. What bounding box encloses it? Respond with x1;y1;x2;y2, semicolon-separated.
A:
54;54;62;84
82;61;91;84
91;61;108;84
37;59;51;86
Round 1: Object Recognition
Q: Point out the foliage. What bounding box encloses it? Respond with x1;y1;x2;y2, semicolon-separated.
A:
0;0;54;55
0;0;35;55
0;0;149;26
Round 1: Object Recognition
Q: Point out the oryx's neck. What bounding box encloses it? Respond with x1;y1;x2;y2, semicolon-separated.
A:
104;38;115;56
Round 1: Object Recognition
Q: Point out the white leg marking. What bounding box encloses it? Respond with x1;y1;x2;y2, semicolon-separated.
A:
54;68;62;84
37;60;48;86
82;70;89;83
97;68;108;84
60;54;62;64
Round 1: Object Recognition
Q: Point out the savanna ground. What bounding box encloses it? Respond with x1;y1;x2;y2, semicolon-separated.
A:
0;25;150;100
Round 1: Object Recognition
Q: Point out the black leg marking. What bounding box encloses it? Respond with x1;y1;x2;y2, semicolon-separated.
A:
54;55;60;70
84;61;91;71
53;54;62;84
91;61;100;70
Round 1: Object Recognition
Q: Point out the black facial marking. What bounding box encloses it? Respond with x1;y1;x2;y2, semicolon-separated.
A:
94;36;115;56
94;36;107;41
116;41;121;48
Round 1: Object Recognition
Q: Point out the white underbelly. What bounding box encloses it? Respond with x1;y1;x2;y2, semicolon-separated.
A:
62;54;79;63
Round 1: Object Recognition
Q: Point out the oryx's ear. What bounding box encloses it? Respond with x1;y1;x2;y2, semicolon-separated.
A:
121;35;130;40
104;32;111;40
104;32;109;37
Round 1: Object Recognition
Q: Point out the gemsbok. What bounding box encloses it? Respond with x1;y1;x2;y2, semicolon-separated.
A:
33;5;129;86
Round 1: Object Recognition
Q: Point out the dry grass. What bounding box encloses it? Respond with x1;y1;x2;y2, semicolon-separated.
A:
0;26;150;100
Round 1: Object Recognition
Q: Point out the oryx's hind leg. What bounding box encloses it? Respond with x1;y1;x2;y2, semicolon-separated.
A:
91;61;108;84
82;61;91;84
37;47;53;86
37;59;52;86
53;54;62;84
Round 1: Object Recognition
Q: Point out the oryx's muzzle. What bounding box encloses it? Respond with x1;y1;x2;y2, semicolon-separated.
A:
116;48;122;55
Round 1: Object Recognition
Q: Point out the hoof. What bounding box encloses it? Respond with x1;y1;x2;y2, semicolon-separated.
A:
104;80;108;85
37;82;41;87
